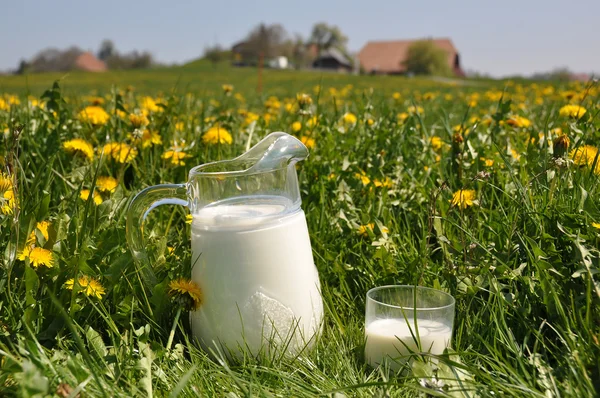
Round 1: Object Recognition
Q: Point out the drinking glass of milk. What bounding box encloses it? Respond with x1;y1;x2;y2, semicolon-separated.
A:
126;132;323;359
365;285;455;371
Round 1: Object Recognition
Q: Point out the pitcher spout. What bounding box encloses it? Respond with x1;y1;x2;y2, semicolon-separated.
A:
242;132;309;173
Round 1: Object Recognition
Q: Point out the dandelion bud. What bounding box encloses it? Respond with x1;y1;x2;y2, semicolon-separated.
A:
553;134;570;158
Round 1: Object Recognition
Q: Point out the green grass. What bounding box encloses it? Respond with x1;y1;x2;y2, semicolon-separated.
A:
0;69;598;397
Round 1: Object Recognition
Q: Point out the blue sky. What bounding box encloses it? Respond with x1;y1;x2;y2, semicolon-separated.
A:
1;0;599;77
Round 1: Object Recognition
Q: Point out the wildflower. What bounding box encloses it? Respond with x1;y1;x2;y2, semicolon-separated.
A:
381;226;390;234
397;112;409;123
300;136;315;149
482;158;494;167
296;93;313;107
86;96;105;106
430;136;443;151
592;222;600;230
0;98;8;111
63;138;95;161
407;106;424;115
140;96;162;113
366;118;375;126
0;172;16;215
162;149;189;166
202;126;232;145
78;106;109;126
96;176;118;193
358;223;375;237
175;122;185;131
506;115;531;128
102;143;138;163
511;149;521;161
450;189;477;210
423;92;436;101
355;172;370;186
342;112;357;126
185;214;193;224
392;92;401;101
553;135;570;157
373;178;393;188
17;246;31;261
570;145;599;167
222;84;234;94
169;278;203;311
129;113;149;128
80;189;103;205
306;116;319;128
131;129;162;148
559;105;587;119
34;221;50;241
65;276;106;299
29;247;53;268
292;121;302;132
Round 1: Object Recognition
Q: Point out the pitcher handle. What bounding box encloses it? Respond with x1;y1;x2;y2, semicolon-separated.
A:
126;184;188;284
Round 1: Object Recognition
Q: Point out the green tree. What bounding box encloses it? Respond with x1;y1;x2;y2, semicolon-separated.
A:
403;40;451;76
309;22;348;54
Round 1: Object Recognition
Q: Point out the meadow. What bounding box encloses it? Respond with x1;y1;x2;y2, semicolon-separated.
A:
0;64;598;397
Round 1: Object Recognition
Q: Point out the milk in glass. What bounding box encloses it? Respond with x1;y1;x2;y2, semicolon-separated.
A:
365;318;451;370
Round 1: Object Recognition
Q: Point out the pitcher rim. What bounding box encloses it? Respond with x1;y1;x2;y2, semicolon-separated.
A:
188;162;289;178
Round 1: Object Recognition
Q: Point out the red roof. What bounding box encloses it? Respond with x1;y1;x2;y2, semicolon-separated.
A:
74;52;107;72
358;38;461;75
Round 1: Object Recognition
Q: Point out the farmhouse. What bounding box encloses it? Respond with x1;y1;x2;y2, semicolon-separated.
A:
312;48;353;72
74;52;107;72
358;38;464;76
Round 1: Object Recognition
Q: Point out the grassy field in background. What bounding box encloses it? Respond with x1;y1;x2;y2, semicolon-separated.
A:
0;66;598;397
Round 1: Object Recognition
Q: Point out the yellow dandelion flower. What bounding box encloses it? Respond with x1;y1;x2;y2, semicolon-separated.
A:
169;278;203;310
80;189;103;206
243;112;259;126
430;136;443;151
102;143;138;163
0;98;9;111
65;275;106;299
483;158;494;167
408;106;424;115
341;112;357;126
373;178;393;188
140;96;162;113
354;172;371;186
202;126;232;145
17;245;32;261
292;121;302;132
300;136;315;149
306;116;318;128
96;176;118;193
131;129;162;148
397;112;409;123
29;247;53;268
296;93;313;107
129;113;149;128
222;84;234;94
358;223;375;237
78;106;109;126
570;145;599;167
35;221;50;241
63;138;95;161
592;222;600;230
366;118;375;126
392;92;401;101
162;150;189;166
559;105;587;118
450;189;477;210
185;214;193;224
506;115;531;128
0;172;16;215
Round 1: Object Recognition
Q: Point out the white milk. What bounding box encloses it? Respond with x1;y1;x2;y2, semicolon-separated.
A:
190;196;323;358
365;318;452;370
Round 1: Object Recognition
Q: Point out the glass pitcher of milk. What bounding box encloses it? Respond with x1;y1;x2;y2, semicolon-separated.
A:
126;132;323;359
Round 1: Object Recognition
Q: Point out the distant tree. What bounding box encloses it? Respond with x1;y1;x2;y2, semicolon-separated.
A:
204;45;225;68
242;23;289;63
309;22;348;54
106;50;153;70
98;40;116;61
28;46;83;73
15;59;30;75
403;40;451;76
